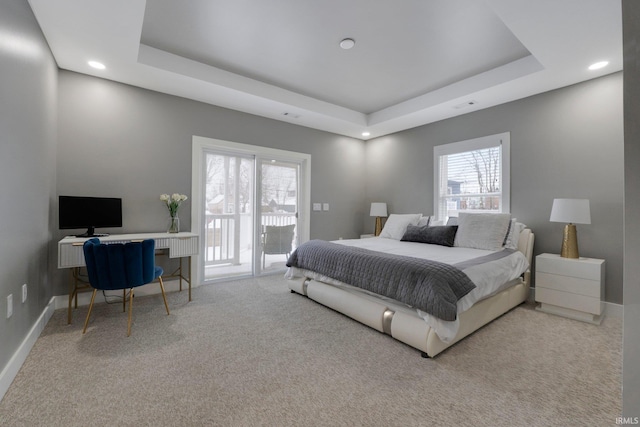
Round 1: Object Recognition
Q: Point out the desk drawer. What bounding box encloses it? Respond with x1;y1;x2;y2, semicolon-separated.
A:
169;236;199;257
58;243;85;268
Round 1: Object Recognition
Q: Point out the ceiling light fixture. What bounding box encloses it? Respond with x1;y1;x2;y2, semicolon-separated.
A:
453;100;478;109
362;132;370;137
340;38;355;50
588;61;609;70
88;60;105;70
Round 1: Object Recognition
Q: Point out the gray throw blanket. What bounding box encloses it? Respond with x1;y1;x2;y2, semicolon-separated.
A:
286;240;476;321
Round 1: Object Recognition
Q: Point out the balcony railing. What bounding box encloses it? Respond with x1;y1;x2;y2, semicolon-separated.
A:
261;212;297;228
204;212;296;266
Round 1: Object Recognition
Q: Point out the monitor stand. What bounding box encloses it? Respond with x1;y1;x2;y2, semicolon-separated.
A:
75;226;109;238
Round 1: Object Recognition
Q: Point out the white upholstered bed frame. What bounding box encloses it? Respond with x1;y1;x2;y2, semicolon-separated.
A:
288;228;534;357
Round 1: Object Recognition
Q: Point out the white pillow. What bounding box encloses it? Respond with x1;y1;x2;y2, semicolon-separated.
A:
379;214;422;240
454;212;512;250
504;220;525;250
416;216;431;227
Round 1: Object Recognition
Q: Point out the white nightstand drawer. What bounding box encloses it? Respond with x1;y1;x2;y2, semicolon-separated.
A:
536;254;603;281
536;272;600;298
535;287;602;315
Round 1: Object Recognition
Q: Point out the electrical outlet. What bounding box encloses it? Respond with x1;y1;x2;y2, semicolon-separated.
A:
7;294;13;318
312;203;321;211
22;284;27;303
322;203;329;211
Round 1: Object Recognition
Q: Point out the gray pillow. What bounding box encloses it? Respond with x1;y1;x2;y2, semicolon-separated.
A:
401;225;458;247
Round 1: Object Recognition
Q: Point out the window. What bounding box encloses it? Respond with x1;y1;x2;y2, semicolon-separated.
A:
434;132;510;221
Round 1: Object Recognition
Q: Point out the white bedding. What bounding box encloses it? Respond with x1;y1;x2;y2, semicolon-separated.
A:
285;236;529;342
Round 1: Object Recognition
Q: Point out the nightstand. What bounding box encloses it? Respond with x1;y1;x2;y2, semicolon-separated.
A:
535;253;605;324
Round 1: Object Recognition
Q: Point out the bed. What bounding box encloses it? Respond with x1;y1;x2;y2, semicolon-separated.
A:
285;212;534;357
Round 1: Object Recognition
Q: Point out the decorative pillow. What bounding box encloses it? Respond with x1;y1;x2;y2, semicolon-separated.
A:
454;212;512;250
378;214;422;240
401;225;458;247
446;216;458;226
416;216;431;227
502;218;514;247
504;220;525;250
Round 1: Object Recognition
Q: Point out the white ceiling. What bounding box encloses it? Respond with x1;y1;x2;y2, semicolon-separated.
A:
28;0;622;140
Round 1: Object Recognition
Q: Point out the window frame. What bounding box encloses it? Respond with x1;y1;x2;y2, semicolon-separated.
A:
433;132;510;222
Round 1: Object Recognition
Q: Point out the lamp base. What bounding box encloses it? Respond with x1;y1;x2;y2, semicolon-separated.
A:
374;217;383;236
560;223;579;258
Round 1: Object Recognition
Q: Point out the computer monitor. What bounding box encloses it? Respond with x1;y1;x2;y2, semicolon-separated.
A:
58;195;122;237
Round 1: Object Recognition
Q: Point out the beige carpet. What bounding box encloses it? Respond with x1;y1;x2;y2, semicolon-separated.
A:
0;275;621;426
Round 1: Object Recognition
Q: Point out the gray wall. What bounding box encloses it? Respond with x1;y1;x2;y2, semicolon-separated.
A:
365;72;624;304
3;0;634;411
623;0;640;417
0;1;57;373
55;71;366;295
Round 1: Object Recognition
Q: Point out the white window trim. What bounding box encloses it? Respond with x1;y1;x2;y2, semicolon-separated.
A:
433;132;510;221
191;135;311;285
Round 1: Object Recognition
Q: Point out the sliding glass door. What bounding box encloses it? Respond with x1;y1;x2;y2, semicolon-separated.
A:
192;136;310;284
202;150;255;280
259;159;299;273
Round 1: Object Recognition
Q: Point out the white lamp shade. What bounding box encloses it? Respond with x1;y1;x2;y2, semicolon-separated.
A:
370;202;388;217
550;198;591;224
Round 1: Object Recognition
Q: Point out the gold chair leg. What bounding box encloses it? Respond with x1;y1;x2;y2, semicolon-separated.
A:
68;268;74;324
178;257;183;292
123;289;126;312
188;256;192;302
127;288;134;337
158;276;170;315
82;289;98;334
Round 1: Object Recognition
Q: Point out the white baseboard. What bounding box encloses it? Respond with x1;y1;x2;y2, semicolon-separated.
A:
0;297;56;402
53;278;186;310
604;301;624;319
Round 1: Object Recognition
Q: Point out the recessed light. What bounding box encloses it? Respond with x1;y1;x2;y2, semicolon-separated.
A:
453;100;478;110
340;38;355;50
88;61;106;70
588;61;609;71
362;132;370;137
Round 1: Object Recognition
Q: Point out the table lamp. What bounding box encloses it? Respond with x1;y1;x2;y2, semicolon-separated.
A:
550;198;591;258
370;202;388;236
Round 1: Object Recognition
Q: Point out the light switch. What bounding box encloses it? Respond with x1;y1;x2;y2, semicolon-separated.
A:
313;203;321;211
323;203;329;211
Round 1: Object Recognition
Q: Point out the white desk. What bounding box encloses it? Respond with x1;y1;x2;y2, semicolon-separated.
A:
58;232;199;323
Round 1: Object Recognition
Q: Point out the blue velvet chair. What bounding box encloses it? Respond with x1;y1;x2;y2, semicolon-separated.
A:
82;238;170;336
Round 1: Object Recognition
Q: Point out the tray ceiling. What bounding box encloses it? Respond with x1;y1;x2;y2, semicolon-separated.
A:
28;0;622;140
